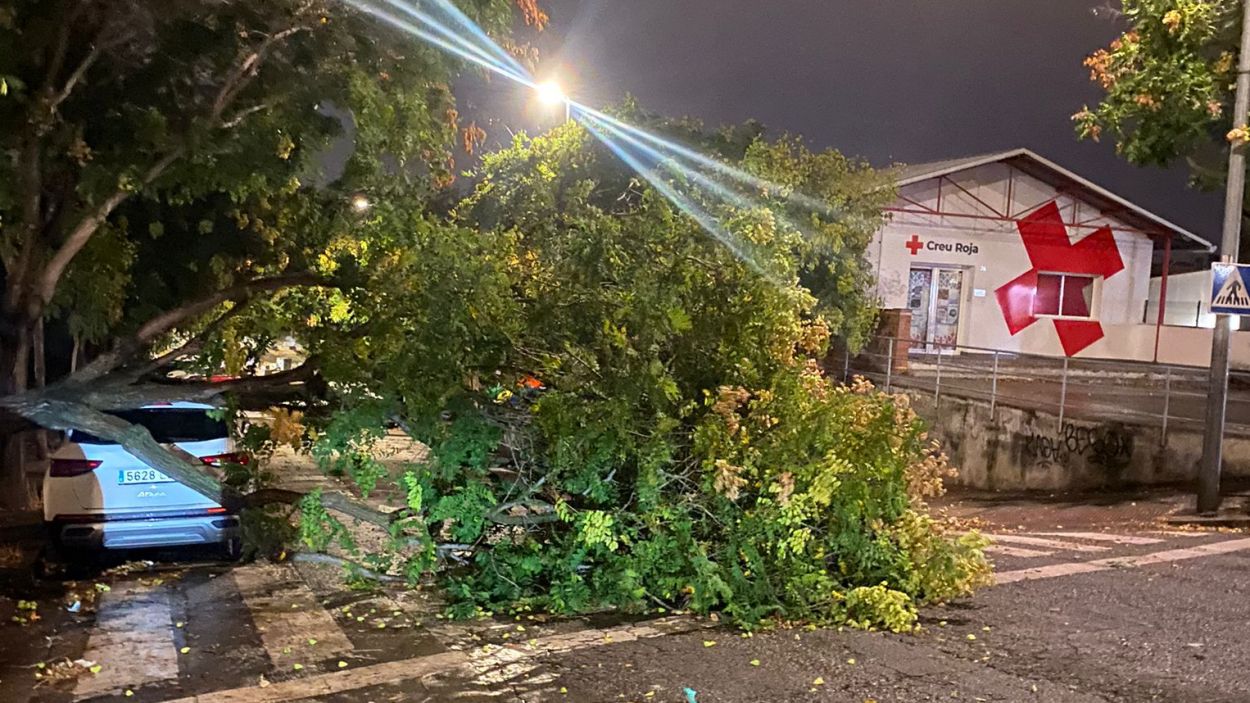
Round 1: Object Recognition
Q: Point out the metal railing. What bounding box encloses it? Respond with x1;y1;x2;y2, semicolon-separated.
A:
839;335;1250;443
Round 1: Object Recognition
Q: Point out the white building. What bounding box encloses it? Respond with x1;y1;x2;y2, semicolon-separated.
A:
869;148;1218;364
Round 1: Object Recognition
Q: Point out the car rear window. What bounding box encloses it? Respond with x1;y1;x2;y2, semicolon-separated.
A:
69;409;228;445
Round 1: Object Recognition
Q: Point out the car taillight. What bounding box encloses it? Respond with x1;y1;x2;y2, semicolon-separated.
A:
200;452;250;467
49;459;102;477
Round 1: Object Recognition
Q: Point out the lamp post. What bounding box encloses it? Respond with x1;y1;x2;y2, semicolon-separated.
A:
536;79;571;122
1198;0;1250;514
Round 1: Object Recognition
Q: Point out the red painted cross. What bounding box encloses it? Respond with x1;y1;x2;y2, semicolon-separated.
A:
905;234;924;255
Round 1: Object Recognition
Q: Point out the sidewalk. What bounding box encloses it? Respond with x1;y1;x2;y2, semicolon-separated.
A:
934;485;1250;531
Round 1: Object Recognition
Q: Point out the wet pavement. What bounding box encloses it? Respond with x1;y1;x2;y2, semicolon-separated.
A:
0;490;1248;702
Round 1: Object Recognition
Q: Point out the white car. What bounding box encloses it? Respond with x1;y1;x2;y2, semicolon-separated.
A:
43;402;245;558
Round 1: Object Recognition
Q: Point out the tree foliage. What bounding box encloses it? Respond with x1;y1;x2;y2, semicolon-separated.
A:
292;123;989;629
0;0;525;505
0;0;989;627
1073;0;1243;187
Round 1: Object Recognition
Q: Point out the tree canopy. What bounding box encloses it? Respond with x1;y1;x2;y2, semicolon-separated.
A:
0;0;988;628
0;0;529;504
1073;0;1244;189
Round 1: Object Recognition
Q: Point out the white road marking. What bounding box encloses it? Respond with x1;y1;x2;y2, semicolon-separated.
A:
996;537;1250;584
987;534;1110;552
156;616;711;703
232;562;353;662
75;581;177;700
985;545;1053;558
1034;531;1163;545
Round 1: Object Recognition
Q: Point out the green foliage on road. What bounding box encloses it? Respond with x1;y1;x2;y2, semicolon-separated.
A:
1;0;989;629
295;122;989;630
1073;1;1243;187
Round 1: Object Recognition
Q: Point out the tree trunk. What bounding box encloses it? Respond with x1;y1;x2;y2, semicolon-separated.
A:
0;314;36;510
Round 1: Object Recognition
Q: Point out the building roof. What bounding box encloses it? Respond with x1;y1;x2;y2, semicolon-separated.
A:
893;148;1214;252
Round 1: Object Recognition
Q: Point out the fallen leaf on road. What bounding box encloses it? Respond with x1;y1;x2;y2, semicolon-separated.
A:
966;634;977;641
292;663;304;671
259;675;270;688
847;658;856;665
750;659;760;667
813;677;825;685
702;640;716;648
338;661;348;668
179;647;190;654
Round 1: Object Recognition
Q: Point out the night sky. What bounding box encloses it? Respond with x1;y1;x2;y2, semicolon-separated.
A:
460;0;1224;243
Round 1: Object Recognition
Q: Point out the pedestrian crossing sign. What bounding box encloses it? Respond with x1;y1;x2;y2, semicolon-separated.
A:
1211;263;1250;314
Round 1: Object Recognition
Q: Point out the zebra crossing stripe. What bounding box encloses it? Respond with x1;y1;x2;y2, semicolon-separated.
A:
985;545;1052;558
74;581;178;700
987;534;1110;552
231;562;354;662
996;536;1250;584
1033;531;1163;545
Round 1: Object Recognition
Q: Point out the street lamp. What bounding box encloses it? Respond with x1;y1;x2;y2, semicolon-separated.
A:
536;79;571;122
351;194;371;213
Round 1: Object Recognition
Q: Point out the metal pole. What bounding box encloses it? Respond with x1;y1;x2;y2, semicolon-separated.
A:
1058;356;1069;427
1199;0;1250;515
885;339;894;393
1153;233;1172;363
934;344;943;402
844;345;851;383
990;350;999;418
1162;367;1172;447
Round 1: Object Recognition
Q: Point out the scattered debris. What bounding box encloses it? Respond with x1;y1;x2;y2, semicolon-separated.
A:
34;658;96;684
11;599;40;625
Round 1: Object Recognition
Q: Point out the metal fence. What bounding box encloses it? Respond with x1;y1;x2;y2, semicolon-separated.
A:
838;335;1250;443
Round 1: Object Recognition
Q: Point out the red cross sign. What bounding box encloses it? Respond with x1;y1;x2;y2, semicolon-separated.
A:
993;202;1124;357
905;234;924;255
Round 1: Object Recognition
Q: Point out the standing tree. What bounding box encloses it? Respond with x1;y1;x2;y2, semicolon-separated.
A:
0;0;533;507
1074;1;1245;192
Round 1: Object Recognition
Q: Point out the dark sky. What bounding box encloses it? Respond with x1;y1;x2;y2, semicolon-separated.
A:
460;0;1223;242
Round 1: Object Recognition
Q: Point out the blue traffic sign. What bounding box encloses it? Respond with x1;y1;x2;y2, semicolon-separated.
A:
1211;263;1250;314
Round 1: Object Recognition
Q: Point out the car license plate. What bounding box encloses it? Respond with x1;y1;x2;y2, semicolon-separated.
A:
118;468;175;485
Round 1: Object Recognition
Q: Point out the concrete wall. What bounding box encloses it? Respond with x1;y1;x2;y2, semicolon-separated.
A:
908;389;1250;491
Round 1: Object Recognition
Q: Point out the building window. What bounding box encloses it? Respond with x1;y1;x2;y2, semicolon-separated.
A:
1034;273;1096;318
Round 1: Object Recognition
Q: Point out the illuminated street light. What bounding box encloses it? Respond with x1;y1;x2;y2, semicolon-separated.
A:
351;194;371;212
536;79;571;122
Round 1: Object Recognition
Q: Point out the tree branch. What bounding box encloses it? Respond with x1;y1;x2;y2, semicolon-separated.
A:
290;552;406;582
33;147;185;317
211;26;309;125
220;100;278;130
71;272;330;383
66;358;321;411
0;396;225;502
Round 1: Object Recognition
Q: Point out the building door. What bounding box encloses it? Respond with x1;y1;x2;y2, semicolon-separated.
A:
907;266;964;351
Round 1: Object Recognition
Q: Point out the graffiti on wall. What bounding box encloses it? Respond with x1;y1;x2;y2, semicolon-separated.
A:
1021;421;1134;474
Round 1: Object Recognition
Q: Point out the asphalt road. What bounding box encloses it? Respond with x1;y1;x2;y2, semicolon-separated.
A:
1;499;1248;703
